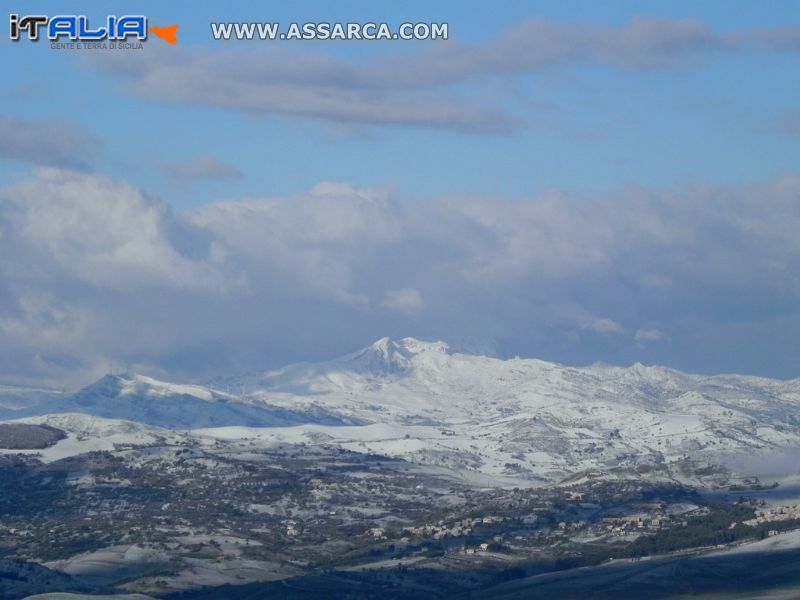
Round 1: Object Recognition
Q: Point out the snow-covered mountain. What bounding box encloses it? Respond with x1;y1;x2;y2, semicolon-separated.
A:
9;373;350;430
207;337;800;482
2;337;800;484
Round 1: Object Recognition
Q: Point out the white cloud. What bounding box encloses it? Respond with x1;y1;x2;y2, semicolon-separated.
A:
582;318;625;334
382;288;425;316
0;169;231;292
2;168;800;386
635;328;664;343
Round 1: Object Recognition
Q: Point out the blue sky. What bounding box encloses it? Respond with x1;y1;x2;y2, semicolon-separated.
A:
2;1;799;206
1;2;800;386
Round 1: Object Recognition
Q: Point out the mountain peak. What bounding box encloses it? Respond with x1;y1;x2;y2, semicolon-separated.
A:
347;338;412;376
368;336;397;355
366;336;450;355
395;337;450;354
326;337;452;379
76;372;219;404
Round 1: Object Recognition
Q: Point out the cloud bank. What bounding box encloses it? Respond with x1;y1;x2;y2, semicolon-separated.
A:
2;168;800;387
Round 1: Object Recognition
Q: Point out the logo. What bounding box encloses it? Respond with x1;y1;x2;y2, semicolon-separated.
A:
150;24;178;45
9;14;178;45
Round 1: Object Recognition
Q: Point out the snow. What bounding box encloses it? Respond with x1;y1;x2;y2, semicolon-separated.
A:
202;337;800;483
117;374;217;402
45;544;168;578
709;528;800;556
3;337;800;484
0;414;182;462
15;374;346;430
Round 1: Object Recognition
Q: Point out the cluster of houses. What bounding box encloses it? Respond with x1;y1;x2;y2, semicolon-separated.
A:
369;527;387;540
601;514;670;535
463;540;500;555
742;503;800;527
285;520;299;536
400;515;507;540
600;502;671;536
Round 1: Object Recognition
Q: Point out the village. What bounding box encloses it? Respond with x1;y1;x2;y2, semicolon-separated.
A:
2;437;800;597
742;503;800;528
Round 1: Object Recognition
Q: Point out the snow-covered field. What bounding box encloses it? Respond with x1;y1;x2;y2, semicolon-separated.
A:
0;414;184;463
713;529;800;556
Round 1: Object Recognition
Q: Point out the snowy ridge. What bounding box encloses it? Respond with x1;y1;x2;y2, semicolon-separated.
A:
212;337;800;482
1;338;799;484
19;374;349;430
